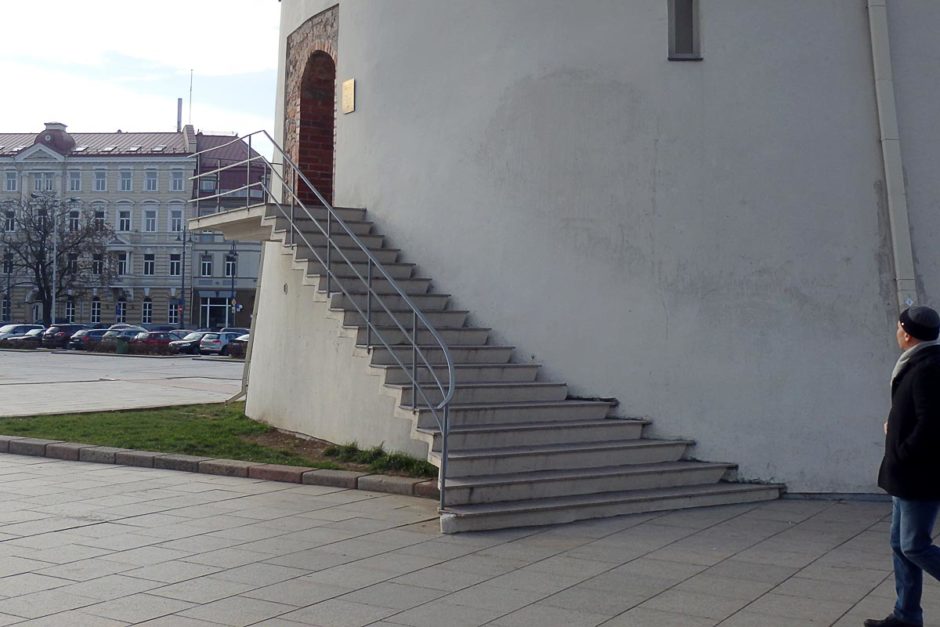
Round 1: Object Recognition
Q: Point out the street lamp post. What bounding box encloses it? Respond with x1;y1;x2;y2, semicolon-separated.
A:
226;242;237;328
177;227;191;330
4;251;11;322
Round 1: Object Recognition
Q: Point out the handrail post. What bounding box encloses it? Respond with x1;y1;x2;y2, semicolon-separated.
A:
288;169;295;246
440;404;449;511
366;259;373;346
246;135;252;209
326;212;332;295
411;311;418;411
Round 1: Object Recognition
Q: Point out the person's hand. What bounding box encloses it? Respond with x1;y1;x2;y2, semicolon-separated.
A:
884;421;888;435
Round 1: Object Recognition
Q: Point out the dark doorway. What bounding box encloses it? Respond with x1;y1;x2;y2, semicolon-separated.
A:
298;51;336;205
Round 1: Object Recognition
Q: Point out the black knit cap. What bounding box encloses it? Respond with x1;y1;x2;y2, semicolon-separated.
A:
900;306;940;341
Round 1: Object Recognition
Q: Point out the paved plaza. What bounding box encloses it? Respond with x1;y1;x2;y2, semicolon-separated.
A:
0;352;243;417
0;454;931;627
0;352;937;625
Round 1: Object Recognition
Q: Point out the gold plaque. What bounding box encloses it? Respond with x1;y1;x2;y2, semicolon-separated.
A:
342;79;356;114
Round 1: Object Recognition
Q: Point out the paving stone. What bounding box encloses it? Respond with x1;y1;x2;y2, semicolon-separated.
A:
198;459;254;478
358;474;423;495
302;468;370;488
153;454;213;473
79;447;128;464
81;592;195;623
9;438;61;457
45;442;86;461
115;450;162;467
248;463;312;483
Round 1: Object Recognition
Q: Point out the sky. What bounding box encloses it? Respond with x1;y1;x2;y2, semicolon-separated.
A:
3;0;280;138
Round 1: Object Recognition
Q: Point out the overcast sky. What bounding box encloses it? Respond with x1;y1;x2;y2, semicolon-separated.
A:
3;0;280;137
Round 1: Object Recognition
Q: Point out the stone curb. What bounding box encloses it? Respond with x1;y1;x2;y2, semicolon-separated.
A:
49;351;192;359
0;440;439;500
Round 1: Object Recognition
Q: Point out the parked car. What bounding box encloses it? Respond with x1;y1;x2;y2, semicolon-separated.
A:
67;328;108;351
0;323;44;341
220;327;249;335
101;326;146;340
140;324;179;332
4;328;45;348
169;331;210;355
199;331;241;355
130;331;179;348
41;324;89;348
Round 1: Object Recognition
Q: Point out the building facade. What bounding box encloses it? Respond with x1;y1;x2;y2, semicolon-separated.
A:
227;0;940;496
0;122;263;329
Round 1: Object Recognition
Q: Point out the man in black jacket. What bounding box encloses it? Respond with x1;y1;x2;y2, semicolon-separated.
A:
866;306;940;627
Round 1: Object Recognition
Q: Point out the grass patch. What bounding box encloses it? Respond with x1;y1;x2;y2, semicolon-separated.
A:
0;403;339;469
324;441;437;477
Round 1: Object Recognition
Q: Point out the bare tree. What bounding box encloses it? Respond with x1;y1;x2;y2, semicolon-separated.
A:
0;193;115;326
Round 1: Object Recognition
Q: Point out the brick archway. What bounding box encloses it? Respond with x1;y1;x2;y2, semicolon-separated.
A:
298;52;336;204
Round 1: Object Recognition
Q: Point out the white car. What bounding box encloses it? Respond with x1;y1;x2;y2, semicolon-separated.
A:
0;324;44;341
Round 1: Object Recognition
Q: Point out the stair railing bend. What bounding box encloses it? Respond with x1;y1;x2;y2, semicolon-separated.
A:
189;131;455;511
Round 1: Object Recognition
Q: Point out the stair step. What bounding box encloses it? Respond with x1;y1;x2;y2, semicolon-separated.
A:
372;345;512;367
443;461;735;505
439;483;784;533
313;277;433;296
308;260;416;280
344;309;469;329
355;326;490;346
412;399;611;428
293;245;400;264
288;232;385;251
418;418;648;451
269;217;375;236
435;439;691;475
379;362;540;385
398;381;568;405
332;292;450;312
265;205;367;222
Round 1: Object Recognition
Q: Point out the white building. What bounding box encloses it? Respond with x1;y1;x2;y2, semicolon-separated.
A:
195;0;940;531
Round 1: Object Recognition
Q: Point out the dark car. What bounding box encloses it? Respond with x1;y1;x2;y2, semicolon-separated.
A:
41;324;88;348
5;328;45;348
199;332;240;355
67;328;108;351
170;331;210;355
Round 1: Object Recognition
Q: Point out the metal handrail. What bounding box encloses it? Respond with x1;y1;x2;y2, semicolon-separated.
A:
188;130;455;511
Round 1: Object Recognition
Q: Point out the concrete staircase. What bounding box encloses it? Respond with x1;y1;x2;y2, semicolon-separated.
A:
253;205;783;532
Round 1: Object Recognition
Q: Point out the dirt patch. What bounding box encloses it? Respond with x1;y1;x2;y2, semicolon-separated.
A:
243;430;370;472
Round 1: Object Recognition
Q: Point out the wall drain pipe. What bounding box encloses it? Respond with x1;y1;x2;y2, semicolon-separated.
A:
867;0;917;310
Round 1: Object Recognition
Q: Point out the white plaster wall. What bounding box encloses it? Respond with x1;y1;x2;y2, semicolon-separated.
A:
245;242;428;458
271;0;932;492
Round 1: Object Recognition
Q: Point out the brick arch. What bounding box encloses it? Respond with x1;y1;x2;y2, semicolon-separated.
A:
298;51;336;204
284;6;338;205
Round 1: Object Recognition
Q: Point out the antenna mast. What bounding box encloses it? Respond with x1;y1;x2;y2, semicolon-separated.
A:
188;69;194;124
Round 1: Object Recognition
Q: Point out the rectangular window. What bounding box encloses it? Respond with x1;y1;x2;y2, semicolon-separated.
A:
3;211;13;232
44;173;54;191
120;170;132;192
3;252;12;274
170;209;183;232
168;302;180;325
118;210;131;232
144;210;157;232
171;170;184;192
116;252;128;276
225;256;236;278
33;174;43;192
201;255;212;277
169;253;181;276
92;254;103;275
69;211;80;232
94;210;105;231
4;172;16;192
143;254;155;275
668;0;701;60
65;300;75;323
91;299;101;323
1;296;9;322
94;170;107;192
142;300;153;324
115;300;127;323
145;170;158;192
199;177;217;193
69;171;81;192
67;253;78;274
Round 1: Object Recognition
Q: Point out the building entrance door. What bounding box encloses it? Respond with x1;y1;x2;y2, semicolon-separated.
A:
200;297;229;329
